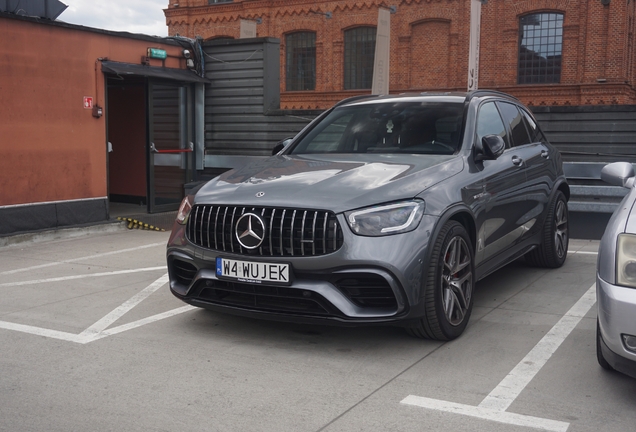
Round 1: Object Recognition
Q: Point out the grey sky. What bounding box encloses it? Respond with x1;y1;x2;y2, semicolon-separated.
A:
58;0;169;37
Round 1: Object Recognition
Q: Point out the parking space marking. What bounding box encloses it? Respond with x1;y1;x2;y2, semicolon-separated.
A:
401;396;569;432
401;283;597;432
0;271;196;344
89;305;197;342
79;273;170;338
0;242;166;276
0;320;85;343
0;267;166;288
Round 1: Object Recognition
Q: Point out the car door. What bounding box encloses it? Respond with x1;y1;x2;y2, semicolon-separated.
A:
497;102;554;237
465;101;532;266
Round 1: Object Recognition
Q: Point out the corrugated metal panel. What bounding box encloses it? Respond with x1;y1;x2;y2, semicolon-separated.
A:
202;38;316;167
150;84;185;206
533;106;636;162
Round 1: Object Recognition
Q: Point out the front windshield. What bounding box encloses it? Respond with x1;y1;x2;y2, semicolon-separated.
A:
290;101;465;155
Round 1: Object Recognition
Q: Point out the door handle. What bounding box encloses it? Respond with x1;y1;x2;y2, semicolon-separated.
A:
541;150;550;159
511;156;523;166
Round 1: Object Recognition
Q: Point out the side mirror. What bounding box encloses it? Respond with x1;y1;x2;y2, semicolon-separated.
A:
475;134;505;161
272;137;294;155
601;162;635;189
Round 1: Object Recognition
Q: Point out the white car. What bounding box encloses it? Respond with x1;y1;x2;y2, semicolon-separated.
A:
597;162;636;378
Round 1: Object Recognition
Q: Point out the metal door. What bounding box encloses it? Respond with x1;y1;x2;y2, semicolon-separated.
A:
148;82;194;213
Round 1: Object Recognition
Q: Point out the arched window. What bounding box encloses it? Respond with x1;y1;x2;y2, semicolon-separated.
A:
344;27;376;90
518;12;564;84
285;32;316;91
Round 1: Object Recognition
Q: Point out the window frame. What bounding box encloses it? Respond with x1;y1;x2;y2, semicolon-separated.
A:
517;12;564;85
343;26;377;90
285;31;317;92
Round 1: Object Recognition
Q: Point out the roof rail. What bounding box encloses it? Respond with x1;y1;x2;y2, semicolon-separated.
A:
333;94;378;107
466;89;519;102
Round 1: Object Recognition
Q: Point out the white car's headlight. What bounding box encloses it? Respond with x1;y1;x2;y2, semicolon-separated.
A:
345;200;425;236
176;195;193;225
617;234;636;288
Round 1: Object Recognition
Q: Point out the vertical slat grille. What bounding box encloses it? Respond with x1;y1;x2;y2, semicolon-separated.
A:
187;205;343;257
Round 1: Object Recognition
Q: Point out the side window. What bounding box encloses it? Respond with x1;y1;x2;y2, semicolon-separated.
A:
520;109;547;143
476;102;509;148
497;102;532;147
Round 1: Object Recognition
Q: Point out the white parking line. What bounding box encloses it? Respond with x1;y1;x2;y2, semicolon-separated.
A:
401;396;570;432
401;283;597;432
89;305;197;342
0;267;166;287
0;320;84;344
0;242;166;276
479;284;596;412
0;273;193;344
78;273;170;338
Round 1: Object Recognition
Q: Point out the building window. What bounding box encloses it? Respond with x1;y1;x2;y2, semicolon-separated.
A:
344;27;376;90
518;13;563;84
208;0;232;4
286;32;316;91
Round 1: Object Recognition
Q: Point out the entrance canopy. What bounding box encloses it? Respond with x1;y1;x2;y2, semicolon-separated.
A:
101;61;209;83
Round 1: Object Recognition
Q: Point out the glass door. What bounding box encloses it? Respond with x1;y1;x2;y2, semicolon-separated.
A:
148;82;194;213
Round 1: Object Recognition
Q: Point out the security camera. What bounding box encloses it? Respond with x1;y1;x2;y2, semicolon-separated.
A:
183;49;191;59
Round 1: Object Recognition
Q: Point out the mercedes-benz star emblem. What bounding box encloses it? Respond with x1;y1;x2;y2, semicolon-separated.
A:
235;213;266;249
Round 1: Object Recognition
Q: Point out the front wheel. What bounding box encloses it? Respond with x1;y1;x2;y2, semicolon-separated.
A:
406;221;475;341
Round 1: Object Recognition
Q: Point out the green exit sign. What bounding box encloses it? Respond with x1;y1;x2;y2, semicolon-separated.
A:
147;48;167;59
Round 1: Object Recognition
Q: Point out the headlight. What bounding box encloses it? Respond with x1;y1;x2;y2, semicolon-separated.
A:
176;195;193;225
345;200;425;236
617;234;636;288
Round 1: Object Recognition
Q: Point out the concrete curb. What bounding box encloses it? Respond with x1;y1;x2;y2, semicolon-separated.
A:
0;220;128;248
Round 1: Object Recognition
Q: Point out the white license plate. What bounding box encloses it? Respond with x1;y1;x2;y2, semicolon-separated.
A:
216;257;290;285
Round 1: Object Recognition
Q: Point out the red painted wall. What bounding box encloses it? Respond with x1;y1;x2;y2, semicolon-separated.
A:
0;15;186;206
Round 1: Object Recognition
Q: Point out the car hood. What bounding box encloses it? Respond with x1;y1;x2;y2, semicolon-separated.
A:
195;154;463;213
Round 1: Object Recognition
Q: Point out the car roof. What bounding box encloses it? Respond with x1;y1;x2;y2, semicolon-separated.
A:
335;90;519;108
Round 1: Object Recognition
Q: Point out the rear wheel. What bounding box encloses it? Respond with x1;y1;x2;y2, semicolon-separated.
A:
406;221;475;341
526;190;568;268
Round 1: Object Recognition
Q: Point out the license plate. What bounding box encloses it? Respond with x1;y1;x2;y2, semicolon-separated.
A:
216;257;291;285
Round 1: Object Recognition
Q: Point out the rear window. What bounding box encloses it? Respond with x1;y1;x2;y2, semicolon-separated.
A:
290;101;465;155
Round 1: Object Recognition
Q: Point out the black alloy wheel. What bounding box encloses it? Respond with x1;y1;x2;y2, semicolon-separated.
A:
526;190;569;268
406;221;475;341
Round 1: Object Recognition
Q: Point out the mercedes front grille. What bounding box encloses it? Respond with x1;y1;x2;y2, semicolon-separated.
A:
186;205;344;257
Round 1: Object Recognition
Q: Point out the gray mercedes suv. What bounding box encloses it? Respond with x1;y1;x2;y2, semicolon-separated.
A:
167;90;569;340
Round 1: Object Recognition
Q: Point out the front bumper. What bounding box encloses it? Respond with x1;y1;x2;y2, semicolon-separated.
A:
597;274;636;379
167;214;439;325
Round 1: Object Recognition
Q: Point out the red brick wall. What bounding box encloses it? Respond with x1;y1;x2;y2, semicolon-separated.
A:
166;0;636;109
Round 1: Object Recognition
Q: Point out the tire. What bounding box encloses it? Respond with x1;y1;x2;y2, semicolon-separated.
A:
526;190;568;268
597;320;613;371
406;221;475;341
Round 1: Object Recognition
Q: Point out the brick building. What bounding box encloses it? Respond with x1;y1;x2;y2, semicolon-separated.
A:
165;0;636;110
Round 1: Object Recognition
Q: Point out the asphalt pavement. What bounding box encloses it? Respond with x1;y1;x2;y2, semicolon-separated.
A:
0;226;634;432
